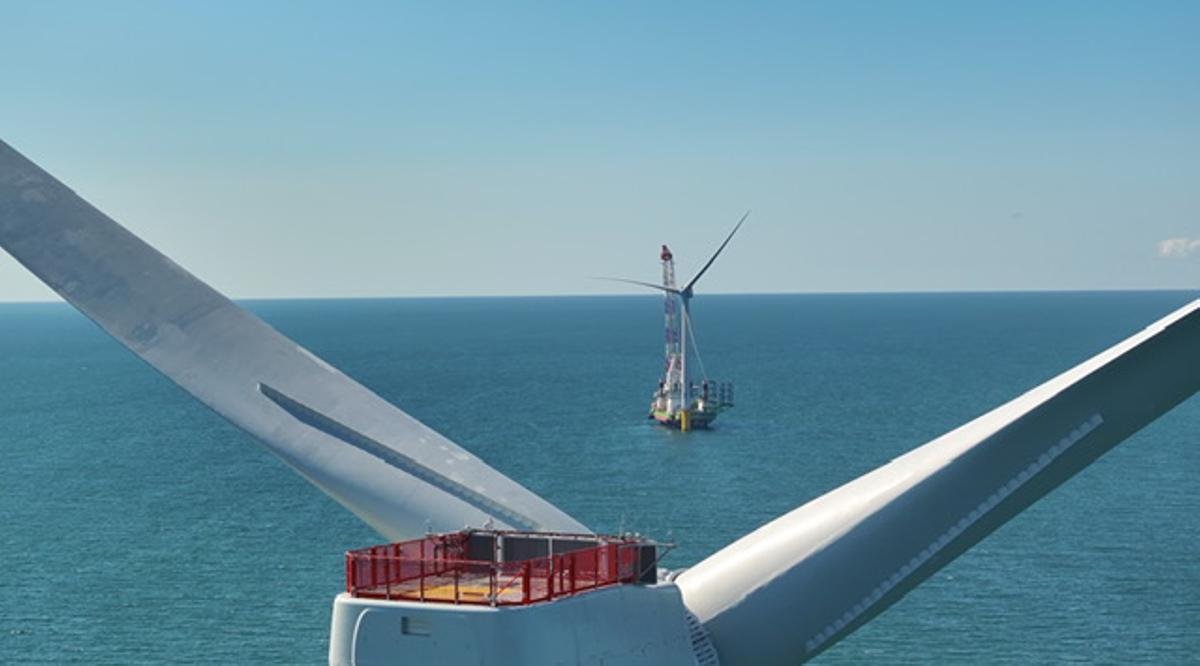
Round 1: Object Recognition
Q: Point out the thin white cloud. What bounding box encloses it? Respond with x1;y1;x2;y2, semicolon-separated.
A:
1158;238;1200;258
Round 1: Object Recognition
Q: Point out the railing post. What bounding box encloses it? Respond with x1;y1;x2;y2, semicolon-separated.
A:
371;551;378;592
399;552;408;589
346;553;354;595
419;556;425;602
454;566;460;605
522;562;531;604
490;562;497;607
569;553;576;594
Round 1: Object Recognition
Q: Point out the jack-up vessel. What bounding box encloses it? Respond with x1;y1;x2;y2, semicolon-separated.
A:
605;214;747;430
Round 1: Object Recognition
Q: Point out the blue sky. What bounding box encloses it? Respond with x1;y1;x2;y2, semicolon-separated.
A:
1;2;1197;300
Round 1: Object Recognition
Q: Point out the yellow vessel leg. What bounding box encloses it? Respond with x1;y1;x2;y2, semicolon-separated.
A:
680;410;690;432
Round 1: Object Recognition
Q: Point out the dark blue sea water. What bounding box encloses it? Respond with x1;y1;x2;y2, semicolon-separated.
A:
2;292;1198;664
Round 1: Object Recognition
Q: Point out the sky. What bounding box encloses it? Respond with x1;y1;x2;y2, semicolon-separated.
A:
1;1;1197;301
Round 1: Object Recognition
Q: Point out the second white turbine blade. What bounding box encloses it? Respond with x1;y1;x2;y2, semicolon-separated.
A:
676;298;1200;664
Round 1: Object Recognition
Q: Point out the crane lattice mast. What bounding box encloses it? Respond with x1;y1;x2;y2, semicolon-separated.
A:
660;245;684;413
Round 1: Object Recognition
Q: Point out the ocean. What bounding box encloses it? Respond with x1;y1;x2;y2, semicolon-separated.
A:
1;291;1198;664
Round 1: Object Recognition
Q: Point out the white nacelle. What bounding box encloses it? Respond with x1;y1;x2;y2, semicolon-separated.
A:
328;584;707;666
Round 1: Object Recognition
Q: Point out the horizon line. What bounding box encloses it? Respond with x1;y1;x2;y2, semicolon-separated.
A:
1;286;1197;306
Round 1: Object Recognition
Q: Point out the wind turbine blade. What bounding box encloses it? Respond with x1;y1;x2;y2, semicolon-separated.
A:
0;139;589;541
682;210;749;295
592;276;681;294
676;298;1200;664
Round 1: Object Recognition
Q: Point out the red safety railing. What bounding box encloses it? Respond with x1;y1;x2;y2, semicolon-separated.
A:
345;531;645;606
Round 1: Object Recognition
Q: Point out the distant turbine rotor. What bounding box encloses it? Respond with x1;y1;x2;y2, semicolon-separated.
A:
594;211;749;296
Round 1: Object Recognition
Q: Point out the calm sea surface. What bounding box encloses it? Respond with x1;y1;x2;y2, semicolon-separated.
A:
1;292;1198;664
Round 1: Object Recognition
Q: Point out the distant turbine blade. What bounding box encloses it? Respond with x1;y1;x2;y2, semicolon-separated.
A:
682;210;749;296
0;139;589;541
592;276;681;294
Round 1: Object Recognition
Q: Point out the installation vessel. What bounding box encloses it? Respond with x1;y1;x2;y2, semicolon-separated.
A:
1;140;1198;665
604;215;747;430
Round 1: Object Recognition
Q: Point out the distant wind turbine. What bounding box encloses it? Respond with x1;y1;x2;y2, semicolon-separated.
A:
596;211;748;430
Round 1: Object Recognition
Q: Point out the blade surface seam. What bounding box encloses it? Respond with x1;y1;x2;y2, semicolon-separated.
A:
258;383;537;530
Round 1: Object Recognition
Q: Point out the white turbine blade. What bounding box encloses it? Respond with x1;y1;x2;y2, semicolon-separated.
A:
681;210;748;295
592;276;681;294
0;139;588;541
676;298;1200;664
